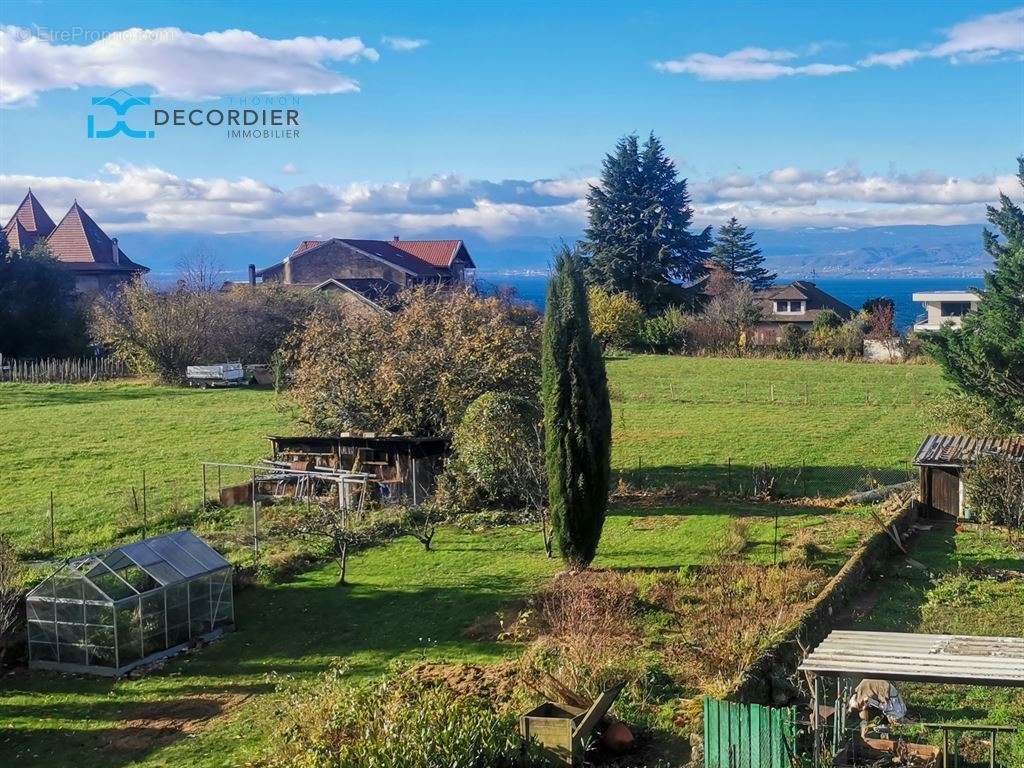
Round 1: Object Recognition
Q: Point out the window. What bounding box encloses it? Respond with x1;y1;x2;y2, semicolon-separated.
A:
775;300;804;314
940;301;972;318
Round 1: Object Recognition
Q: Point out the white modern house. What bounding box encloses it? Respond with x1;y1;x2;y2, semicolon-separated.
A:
912;290;981;332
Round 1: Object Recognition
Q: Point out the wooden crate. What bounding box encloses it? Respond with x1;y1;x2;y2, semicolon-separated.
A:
519;683;624;766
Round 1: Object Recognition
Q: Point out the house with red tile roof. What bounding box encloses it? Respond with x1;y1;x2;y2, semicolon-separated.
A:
3;190;149;293
254;235;474;309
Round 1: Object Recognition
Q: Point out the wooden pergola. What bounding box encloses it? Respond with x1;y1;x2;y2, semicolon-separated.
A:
799;630;1023;767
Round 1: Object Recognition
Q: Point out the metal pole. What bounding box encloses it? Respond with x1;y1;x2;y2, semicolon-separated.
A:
202;464;207;506
411;448;418;507
812;674;820;768
142;469;147;525
251;469;259;564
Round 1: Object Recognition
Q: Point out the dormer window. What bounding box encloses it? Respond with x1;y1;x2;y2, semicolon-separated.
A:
776;300;804;314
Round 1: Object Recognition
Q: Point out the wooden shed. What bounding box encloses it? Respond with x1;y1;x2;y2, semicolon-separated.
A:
913;434;1024;519
267;434;449;506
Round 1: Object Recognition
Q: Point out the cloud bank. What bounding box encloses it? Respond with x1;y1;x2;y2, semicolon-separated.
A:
0;163;1007;241
658;7;1024;81
0;26;379;105
861;7;1024;68
655;47;854;81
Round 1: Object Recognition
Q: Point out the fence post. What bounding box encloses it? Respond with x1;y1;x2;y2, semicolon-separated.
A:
251;469;260;566
727;457;732;493
802;462;808;497
49;491;55;551
141;469;147;529
202;464;207;507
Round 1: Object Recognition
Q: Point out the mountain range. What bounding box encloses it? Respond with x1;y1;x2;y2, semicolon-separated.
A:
115;223;990;283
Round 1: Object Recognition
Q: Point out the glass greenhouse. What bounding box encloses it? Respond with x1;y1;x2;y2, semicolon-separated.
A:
27;530;233;676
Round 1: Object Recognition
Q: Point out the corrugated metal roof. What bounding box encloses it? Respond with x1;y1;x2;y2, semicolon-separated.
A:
913;434;1024;467
799;630;1024;687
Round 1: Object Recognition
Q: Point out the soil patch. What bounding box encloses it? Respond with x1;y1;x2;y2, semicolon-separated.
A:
106;692;249;754
408;661;521;702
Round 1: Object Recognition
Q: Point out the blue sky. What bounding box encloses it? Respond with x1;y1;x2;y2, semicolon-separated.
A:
1;0;1021;247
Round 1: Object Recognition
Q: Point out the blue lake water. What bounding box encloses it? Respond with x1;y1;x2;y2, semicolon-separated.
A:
478;274;984;332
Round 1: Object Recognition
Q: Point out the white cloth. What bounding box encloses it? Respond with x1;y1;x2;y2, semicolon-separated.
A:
848;680;907;722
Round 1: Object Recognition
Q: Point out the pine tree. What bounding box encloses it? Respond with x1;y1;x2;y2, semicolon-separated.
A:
542;245;612;568
584;133;711;313
925;157;1024;430
710;217;776;291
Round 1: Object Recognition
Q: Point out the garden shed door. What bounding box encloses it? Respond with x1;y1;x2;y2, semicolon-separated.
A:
703;698;796;768
924;466;961;519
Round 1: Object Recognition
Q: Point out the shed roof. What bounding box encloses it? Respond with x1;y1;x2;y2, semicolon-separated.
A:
913;434;1024;467
798;630;1024;687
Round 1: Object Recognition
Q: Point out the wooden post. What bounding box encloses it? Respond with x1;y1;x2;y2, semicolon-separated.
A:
141;469;147;528
251;469;259;565
49;491;55;550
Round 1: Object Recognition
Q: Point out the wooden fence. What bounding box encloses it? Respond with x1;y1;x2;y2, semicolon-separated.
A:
0;355;131;383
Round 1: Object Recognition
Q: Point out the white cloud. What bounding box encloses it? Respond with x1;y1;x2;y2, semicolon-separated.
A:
860;7;1024;68
280;163;302;175
381;35;428;52
0;162;1003;239
654;47;855;81
0;26;379;105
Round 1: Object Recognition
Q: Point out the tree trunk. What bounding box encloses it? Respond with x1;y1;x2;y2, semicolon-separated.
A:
336;538;348;585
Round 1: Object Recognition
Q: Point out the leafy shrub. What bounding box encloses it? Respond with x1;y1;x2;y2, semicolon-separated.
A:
441;392;545;512
264;667;539;768
811;309;843;333
639;308;690;353
780;324;807;357
93;279;318;383
587;286;644;350
289;287;540;436
963;455;1024;533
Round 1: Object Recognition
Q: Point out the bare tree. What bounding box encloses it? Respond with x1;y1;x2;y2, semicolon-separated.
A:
272;503;366;585
705;282;764;353
0;535;23;667
176;250;225;294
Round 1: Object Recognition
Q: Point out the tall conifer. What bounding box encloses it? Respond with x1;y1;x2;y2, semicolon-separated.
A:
542;245;612;568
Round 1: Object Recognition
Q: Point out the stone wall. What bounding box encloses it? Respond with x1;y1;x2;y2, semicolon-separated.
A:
729;499;921;705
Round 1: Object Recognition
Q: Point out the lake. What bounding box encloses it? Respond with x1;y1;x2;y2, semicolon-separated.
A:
477;274;984;331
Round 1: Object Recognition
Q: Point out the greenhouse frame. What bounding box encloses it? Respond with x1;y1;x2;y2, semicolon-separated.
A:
26;530;234;676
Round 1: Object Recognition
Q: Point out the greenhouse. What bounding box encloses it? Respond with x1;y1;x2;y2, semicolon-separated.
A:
26;530;233;676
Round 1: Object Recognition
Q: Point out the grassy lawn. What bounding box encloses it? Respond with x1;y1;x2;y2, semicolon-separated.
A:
0;356;950;766
0;382;292;555
0;498;872;767
0;358;943;554
608;356;944;491
853;525;1024;764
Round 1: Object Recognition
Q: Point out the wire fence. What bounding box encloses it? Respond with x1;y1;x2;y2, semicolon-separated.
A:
0;355;131;383
616;459;916;499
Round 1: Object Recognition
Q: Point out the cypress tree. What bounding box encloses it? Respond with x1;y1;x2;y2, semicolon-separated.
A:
710;217;776;291
542;245;612;568
925;157;1024;430
584;133;711;313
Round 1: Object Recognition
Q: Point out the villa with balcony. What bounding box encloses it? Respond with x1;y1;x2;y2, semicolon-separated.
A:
911;290;981;332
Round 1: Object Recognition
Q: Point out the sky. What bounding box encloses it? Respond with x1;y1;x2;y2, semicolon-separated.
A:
0;0;1022;254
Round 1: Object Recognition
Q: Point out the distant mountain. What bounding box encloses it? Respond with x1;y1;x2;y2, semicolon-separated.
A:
115;224;989;283
755;224;989;278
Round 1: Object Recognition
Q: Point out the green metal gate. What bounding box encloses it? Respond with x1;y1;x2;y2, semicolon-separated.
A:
704;697;797;768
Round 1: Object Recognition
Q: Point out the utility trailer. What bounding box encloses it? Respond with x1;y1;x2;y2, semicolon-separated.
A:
186;362;246;388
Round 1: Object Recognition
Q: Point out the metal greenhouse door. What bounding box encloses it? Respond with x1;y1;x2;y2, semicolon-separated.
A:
703;697;797;768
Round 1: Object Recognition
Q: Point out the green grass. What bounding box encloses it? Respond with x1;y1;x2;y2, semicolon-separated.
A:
0;499;869;767
854;526;1024;764
0;358;944;554
0;357;953;766
608;355;944;478
0;382;292;554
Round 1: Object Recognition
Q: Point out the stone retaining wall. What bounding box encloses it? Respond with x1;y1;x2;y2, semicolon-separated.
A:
729;499;921;704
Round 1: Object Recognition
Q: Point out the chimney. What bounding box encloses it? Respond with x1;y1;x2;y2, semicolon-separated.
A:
111;237;120;265
248;263;256;286
283;256;292;284
393;235;399;242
